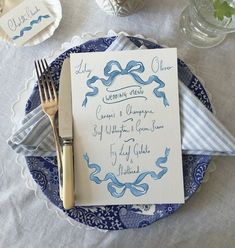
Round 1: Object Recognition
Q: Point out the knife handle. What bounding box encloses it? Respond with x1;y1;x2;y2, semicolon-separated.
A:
62;141;74;209
50;117;63;200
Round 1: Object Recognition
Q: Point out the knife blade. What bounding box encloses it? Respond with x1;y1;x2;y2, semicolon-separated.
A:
59;58;74;209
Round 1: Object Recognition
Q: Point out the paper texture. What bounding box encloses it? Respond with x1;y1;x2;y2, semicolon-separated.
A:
0;0;55;46
70;49;184;205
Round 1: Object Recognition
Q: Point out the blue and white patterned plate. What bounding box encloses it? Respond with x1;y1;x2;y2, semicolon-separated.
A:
25;36;212;230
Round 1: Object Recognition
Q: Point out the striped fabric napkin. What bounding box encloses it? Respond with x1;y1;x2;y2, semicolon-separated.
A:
8;35;235;157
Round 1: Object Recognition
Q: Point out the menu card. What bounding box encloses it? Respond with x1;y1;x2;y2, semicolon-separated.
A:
70;48;184;206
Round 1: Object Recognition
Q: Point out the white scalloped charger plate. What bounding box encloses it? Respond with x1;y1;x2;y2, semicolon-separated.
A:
11;30;216;230
0;0;62;46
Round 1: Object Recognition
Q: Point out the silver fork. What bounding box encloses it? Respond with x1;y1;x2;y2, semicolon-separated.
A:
34;59;63;200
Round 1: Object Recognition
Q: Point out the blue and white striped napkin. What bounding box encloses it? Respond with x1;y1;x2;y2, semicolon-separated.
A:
8;35;235;157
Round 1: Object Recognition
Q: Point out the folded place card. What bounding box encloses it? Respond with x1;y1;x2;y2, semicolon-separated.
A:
70;48;185;206
0;0;55;46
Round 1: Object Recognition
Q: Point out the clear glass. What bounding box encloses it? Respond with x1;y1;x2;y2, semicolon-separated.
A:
179;0;235;48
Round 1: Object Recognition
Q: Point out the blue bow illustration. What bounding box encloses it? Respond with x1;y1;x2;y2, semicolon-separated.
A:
12;15;50;40
82;60;169;107
83;148;170;198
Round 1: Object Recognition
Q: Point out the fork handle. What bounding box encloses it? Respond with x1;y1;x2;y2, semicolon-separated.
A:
50;117;63;200
62;140;74;209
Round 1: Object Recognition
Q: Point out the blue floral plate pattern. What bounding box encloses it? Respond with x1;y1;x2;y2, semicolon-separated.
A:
25;36;212;230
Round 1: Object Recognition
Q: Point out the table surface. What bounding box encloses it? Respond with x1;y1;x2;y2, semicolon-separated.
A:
0;0;235;247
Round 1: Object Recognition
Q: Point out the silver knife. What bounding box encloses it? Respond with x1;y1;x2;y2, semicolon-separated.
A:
59;58;74;209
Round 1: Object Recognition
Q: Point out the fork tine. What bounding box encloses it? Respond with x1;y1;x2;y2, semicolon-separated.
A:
41;59;53;100
34;61;44;102
44;60;57;100
37;60;49;101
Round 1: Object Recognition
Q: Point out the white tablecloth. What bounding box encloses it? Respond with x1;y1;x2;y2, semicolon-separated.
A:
1;0;235;247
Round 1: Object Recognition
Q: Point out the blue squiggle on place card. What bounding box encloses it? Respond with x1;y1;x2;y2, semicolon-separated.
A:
83;148;170;198
82;60;169;107
12;15;50;40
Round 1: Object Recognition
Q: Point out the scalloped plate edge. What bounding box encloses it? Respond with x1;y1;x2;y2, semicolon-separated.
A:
10;30;217;230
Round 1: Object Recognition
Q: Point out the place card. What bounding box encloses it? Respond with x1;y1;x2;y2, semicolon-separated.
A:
70;48;184;206
0;0;55;46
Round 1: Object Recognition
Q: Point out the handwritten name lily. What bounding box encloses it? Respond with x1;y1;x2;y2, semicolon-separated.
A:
75;59;92;78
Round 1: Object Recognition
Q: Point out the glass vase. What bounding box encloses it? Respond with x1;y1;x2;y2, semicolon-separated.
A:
179;0;235;48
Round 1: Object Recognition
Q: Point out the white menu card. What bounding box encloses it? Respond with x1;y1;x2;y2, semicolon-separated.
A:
70;48;184;206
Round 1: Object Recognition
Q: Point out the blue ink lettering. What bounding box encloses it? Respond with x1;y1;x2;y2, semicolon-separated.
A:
151;56;173;73
75;59;92;78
